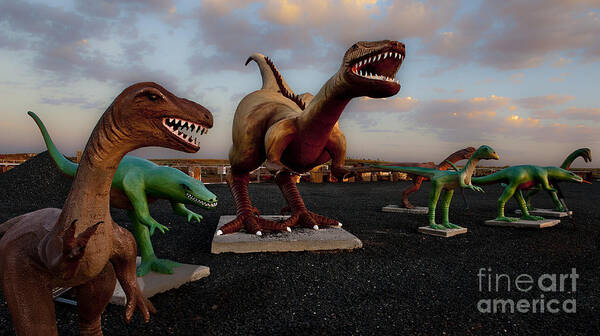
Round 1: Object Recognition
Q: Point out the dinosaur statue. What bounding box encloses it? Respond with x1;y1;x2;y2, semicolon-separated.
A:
0;82;213;335
218;40;405;236
26;111;216;276
379;147;476;208
372;145;499;230
525;148;592;212
471;165;588;222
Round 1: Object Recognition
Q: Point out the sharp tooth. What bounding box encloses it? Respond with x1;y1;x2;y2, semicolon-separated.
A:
377;54;381;61
169;118;174;123
359;70;363;76
384;52;388;59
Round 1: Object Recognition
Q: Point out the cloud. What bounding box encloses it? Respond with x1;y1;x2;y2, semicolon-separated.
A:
342;96;419;127
187;0;458;74
39;96;105;110
422;0;600;70
515;95;574;110
0;1;180;90
412;94;599;144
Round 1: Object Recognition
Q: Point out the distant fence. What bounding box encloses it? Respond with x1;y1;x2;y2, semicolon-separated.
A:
2;153;600;183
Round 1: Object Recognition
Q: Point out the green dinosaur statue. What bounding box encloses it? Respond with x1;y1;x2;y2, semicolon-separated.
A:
28;111;218;276
372;145;499;230
525;148;592;212
472;165;586;222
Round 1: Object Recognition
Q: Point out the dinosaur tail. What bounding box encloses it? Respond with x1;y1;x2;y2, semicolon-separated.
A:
471;170;506;185
560;148;592;169
27;111;78;177
371;165;437;179
245;53;306;110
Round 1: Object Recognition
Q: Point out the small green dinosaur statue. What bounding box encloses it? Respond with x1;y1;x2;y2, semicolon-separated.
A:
28;111;218;276
373;145;499;230
525;148;592;212
472;165;586;222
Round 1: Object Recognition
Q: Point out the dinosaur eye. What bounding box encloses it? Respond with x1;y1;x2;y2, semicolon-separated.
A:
148;94;159;101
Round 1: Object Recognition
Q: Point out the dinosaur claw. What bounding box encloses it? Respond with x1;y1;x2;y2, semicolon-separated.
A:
337;222;343;227
216;229;223;236
256;231;262;236
313;225;319;230
286;227;292;232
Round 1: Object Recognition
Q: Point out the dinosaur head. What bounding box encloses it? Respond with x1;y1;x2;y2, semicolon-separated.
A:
111;82;213;153
151;167;218;209
341;40;405;98
547;167;584;184
473;145;500;160
578;148;592;163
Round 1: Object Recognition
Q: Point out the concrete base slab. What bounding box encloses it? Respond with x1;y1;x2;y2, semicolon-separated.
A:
211;215;362;254
418;226;467;237
381;205;429;214
484;218;560;229
515;209;572;218
111;257;210;306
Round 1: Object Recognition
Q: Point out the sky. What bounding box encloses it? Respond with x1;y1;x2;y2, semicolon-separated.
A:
1;0;600;167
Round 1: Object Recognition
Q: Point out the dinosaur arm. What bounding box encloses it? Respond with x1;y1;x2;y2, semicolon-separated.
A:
264;118;297;173
122;173;168;236
171;202;203;223
371;165;437;179
326;126;351;180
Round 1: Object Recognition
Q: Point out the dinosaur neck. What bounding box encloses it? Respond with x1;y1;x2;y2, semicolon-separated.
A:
55;105;135;232
460;155;481;184
298;73;351;142
560;150;583;169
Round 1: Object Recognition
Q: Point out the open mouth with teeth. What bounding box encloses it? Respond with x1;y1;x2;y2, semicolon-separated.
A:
162;117;210;149
185;192;218;208
349;50;404;84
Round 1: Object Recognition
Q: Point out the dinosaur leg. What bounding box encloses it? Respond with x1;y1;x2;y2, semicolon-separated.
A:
549;189;567;212
495;184;519;222
1;256;58;335
401;176;424;209
440;189;460;229
427;184;445;230
276;171;342;229
111;224;156;323
524;187;540;211
127;210;181;277
514;190;545;221
218;172;288;235
75;263;117;336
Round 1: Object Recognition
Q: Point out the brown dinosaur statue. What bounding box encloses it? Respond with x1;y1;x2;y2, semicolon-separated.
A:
385;147;476;208
0;82;213;335
218;40;405;236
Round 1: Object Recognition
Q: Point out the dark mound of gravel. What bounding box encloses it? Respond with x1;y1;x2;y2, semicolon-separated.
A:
1;153;599;335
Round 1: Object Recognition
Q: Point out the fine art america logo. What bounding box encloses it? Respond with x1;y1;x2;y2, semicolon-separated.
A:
477;267;578;314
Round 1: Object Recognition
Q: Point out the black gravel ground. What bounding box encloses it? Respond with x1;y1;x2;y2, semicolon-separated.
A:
0;152;599;335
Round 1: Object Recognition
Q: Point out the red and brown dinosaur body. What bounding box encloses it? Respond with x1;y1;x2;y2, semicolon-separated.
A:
385;147;476;208
0;82;213;335
219;40;405;235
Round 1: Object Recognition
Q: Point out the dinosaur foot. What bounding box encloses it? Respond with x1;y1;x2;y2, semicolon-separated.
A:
282;210;342;230
429;223;447;230
442;222;461;229
137;256;181;277
520;215;545;221
217;212;291;236
494;216;520;222
401;200;415;209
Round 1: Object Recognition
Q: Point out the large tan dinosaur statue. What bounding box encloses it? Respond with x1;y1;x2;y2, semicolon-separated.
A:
219;40;406;235
0;82;213;335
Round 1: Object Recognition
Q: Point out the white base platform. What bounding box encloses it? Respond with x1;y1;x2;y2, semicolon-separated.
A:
381;205;429;214
211;215;363;254
514;209;572;218
484;218;560;229
418;226;467;237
